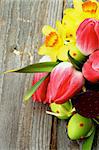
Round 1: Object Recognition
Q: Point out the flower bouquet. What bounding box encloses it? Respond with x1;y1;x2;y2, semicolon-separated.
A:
2;0;99;149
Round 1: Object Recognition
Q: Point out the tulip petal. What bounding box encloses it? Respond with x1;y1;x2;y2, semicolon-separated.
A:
32;73;50;103
92;59;99;72
94;21;99;45
46;62;84;104
82;50;99;83
55;71;84;104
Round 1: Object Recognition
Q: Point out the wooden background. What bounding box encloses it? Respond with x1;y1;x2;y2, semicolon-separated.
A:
0;0;99;149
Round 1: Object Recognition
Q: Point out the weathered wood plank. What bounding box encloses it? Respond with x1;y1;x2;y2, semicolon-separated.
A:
0;0;63;150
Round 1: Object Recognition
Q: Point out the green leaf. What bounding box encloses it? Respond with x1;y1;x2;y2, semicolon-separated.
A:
67;50;83;70
82;127;95;150
2;62;58;74
24;74;49;102
93;119;99;125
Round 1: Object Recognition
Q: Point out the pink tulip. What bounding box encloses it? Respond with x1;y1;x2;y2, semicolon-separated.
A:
32;72;49;103
82;50;99;83
76;18;99;56
46;62;84;104
32;56;51;103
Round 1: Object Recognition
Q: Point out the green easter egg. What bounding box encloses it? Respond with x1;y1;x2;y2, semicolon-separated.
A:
69;45;86;62
50;101;72;119
68;113;93;140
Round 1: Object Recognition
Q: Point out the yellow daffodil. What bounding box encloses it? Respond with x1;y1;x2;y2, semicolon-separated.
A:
63;0;99;35
56;20;85;61
39;22;84;61
38;25;70;61
74;0;99;18
56;15;86;61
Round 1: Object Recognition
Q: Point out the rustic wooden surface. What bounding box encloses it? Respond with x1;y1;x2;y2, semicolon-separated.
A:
0;0;98;150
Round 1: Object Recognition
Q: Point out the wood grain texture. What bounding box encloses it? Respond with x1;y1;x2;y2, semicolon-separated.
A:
0;0;63;150
0;0;99;150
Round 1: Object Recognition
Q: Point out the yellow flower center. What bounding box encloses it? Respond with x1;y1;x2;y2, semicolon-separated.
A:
45;32;58;47
82;1;98;14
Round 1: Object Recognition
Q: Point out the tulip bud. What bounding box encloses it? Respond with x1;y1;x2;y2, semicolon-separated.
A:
46;62;84;104
68;113;94;140
76;18;99;56
48;101;73;119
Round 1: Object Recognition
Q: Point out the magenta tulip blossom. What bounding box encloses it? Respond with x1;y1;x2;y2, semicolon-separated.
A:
82;50;99;83
46;62;84;104
32;72;49;103
76;18;99;56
